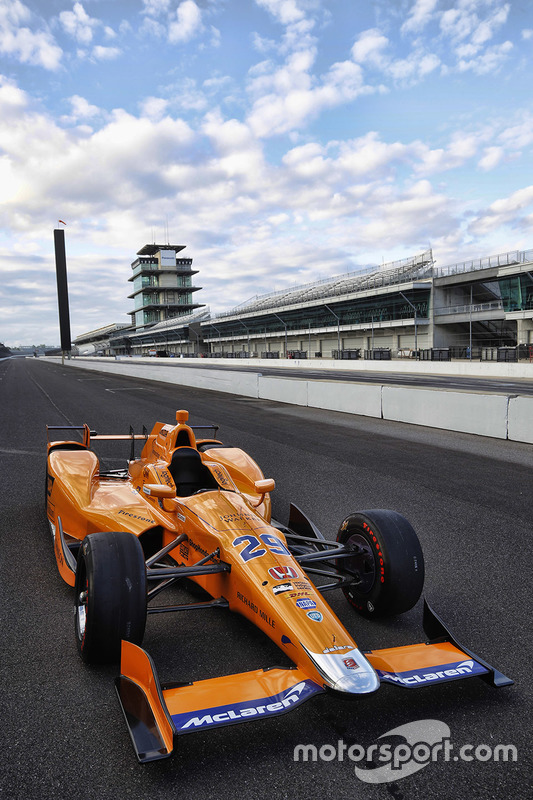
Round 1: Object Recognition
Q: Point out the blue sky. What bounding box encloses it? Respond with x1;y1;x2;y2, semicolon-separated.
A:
1;0;533;345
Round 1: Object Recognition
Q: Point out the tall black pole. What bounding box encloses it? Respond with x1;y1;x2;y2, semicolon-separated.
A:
53;228;72;355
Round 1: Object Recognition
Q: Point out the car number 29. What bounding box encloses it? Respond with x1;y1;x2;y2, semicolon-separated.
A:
232;533;291;562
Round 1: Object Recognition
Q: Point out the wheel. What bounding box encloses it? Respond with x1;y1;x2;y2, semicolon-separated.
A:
74;531;147;664
336;510;424;618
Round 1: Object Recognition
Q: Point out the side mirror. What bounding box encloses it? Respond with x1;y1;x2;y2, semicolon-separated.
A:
254;478;275;495
249;478;275;507
143;484;176;499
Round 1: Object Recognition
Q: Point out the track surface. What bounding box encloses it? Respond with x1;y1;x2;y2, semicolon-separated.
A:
1;358;531;800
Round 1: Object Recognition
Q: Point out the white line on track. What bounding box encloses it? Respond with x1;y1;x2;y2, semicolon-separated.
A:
1;448;40;455
104;387;154;393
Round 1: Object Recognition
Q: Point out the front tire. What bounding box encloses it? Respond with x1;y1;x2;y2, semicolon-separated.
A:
337;510;424;618
74;531;147;664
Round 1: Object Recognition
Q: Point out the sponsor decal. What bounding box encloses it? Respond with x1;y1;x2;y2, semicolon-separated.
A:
210;465;232;488
237;591;258;614
322;645;352;654
159;468;173;488
224;511;256;525
117;509;155;524
236;592;275;627
173;680;323;732
343;658;359;670
273;583;293;595
377;659;488;687
179;542;189;560
296;598;316;610
54;530;64;567
176;512;186;522
268;565;298;580
307;611;323;622
293;580;312;590
188;538;219;562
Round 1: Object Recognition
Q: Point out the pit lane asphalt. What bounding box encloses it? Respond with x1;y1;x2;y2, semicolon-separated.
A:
1;357;531;800
118;358;533;396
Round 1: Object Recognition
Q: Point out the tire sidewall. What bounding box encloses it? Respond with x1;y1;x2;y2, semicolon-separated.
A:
337;509;424;617
74;531;147;664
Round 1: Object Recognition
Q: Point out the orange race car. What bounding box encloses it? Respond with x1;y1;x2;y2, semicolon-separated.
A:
45;409;512;763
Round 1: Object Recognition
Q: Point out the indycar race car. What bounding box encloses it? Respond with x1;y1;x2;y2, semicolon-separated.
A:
45;409;512;763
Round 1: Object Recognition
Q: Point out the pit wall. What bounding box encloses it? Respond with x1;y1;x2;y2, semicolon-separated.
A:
47;357;533;445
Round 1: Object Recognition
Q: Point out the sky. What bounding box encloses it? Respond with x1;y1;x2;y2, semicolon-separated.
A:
1;0;533;346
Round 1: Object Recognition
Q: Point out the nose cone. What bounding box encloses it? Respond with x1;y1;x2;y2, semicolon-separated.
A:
302;646;380;695
332;667;380;695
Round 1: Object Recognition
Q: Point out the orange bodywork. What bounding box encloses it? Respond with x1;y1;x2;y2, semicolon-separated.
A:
45;410;511;762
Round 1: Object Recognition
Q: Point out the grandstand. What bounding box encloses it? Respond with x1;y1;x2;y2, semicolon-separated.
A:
74;246;533;361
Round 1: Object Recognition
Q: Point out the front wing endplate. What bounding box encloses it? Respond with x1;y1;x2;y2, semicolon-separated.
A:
116;641;323;762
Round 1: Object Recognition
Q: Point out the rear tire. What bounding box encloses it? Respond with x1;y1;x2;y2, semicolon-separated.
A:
336;510;424;618
74;531;147;664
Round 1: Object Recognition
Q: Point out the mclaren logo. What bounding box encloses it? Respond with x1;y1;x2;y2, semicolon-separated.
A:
179;683;307;730
382;660;477;686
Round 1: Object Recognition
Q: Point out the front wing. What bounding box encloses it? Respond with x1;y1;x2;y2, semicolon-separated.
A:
116;601;512;762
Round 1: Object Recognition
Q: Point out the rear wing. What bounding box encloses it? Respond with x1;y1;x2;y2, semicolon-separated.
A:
47;424;220;457
46;424;149;459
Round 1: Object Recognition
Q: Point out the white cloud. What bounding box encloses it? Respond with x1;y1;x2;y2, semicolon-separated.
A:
59;2;100;45
140;96;169;120
351;29;439;86
401;0;438;35
255;0;306;26
246;45;378;138
387;49;440;83
439;0;512;72
168;0;203;44
66;94;101;121
142;0;171;16
92;45;121;61
0;0;62;70
498;113;533;150
478;146;504;171
469;185;533;235
351;28;389;66
457;40;513;74
0;1;31;27
415;130;488;174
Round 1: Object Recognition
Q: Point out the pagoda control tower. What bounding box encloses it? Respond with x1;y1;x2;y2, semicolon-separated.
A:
128;244;203;331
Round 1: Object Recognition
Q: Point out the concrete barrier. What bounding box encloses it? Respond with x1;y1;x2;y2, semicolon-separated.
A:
307;380;382;418
47;357;533;444
258;376;308;406
382;386;509;439
508;396;533;445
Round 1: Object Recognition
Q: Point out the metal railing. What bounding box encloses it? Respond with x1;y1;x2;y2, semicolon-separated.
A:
434;248;533;277
434;300;504;316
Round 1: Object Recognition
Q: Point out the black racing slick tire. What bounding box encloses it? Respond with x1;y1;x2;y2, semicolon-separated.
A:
336;510;424;618
74;531;147;664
